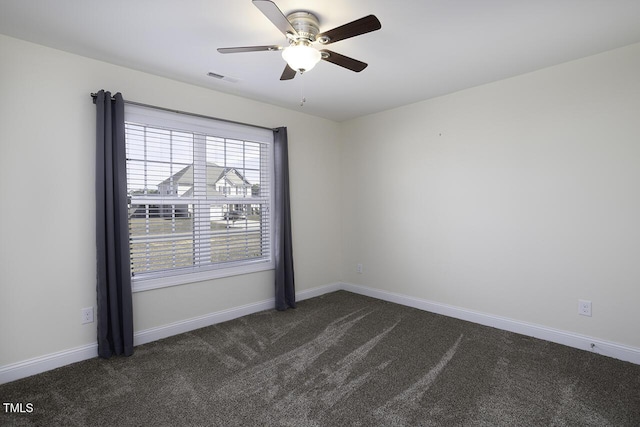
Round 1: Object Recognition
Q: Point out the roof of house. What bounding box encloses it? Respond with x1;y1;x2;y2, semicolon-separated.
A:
158;163;251;197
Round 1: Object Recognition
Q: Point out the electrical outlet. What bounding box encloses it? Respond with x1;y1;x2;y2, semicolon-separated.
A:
578;299;592;317
356;263;363;274
81;307;94;324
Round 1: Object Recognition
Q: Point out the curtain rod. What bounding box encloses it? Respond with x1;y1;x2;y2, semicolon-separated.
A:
90;93;276;132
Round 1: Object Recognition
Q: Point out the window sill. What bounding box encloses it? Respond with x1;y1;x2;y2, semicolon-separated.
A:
131;260;274;292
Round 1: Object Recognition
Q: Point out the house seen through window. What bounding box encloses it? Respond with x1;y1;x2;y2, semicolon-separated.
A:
124;105;274;290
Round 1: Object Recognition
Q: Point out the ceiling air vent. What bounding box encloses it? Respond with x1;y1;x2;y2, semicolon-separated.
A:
207;72;239;83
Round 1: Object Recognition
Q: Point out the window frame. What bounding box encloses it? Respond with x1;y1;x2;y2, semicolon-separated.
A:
124;104;275;292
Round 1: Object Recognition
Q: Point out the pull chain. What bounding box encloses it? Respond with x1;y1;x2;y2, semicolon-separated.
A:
299;71;306;107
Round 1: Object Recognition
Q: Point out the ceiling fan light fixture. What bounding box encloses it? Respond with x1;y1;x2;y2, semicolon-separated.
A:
218;1;382;81
282;42;321;73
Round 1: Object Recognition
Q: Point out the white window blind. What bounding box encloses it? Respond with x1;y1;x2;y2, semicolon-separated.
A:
124;104;274;291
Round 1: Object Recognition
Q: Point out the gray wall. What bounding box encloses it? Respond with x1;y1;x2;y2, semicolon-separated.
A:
0;34;342;366
340;42;640;349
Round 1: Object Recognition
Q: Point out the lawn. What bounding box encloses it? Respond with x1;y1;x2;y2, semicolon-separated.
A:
129;217;265;275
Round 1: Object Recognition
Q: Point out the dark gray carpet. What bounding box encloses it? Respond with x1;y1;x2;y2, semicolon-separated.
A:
2;291;639;426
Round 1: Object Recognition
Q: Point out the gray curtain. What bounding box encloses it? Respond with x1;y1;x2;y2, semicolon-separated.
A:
274;127;296;310
95;90;134;358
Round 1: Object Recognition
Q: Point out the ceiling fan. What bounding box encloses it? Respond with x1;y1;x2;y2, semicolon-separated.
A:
218;0;382;80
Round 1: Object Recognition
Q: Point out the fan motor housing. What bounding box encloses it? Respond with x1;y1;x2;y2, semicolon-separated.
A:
286;11;320;42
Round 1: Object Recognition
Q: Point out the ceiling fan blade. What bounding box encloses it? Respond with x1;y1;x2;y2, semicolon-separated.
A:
316;15;381;45
280;64;297;80
320;50;368;72
252;0;298;37
217;45;282;54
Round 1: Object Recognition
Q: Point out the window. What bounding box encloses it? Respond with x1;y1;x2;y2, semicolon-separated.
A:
125;105;274;291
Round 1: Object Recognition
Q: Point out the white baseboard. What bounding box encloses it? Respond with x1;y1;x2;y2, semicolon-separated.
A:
341;282;640;366
0;283;342;385
297;282;343;301
133;298;276;346
134;282;343;346
0;343;98;385
3;281;638;385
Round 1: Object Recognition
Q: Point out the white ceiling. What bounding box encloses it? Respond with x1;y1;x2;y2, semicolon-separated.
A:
2;0;640;121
